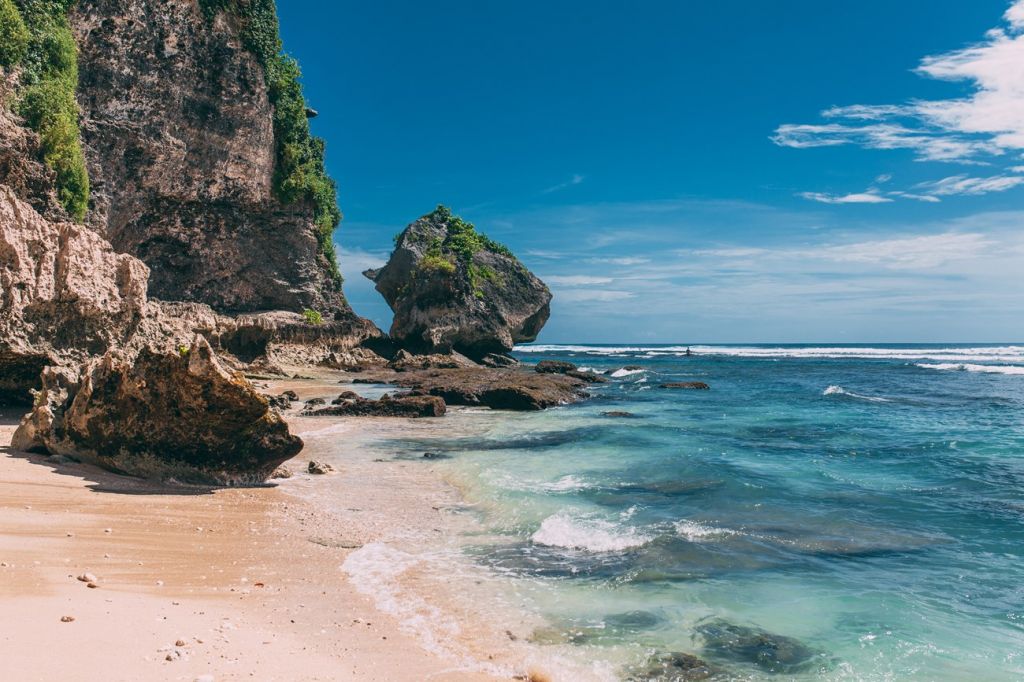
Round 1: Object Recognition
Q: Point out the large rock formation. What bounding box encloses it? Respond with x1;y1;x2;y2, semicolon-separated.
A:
365;206;551;360
13;337;302;485
70;0;349;316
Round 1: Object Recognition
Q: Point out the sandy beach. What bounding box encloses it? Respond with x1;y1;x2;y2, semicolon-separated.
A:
0;373;547;682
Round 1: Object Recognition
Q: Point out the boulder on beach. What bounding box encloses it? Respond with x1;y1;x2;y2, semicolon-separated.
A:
13;337;303;485
364;205;551;360
535;360;577;374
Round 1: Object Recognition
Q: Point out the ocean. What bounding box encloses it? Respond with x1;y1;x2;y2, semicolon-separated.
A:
344;344;1024;680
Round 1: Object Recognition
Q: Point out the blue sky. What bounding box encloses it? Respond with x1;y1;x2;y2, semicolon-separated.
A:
277;1;1024;343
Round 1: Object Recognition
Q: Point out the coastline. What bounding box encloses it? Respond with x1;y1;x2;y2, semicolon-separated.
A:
0;370;553;682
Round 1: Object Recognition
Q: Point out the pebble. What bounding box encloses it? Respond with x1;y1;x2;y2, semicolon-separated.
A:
87;582;99;589
175;639;186;647
60;616;75;623
103;528;112;534
77;573;97;583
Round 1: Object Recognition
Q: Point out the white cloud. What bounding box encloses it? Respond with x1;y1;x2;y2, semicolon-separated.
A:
799;191;893;204
584;256;651;265
776;1;1024;198
546;275;614;286
555;289;635;303
1009;165;1024;173
916;174;1024;196
337;246;388;274
815;232;993;269
542;174;585;194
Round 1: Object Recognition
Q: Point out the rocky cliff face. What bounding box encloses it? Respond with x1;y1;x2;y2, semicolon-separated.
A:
365;206;551;360
70;0;348;315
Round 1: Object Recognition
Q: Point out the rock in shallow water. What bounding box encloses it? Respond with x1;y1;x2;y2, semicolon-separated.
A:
13;337;302;485
694;618;821;673
304;394;446;418
629;651;716;681
661;382;710;390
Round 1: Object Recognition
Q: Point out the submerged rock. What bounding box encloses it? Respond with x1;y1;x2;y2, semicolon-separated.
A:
661;382;710;390
629;651;716;681
364;205;551;360
694;618;821;673
12;337;302;485
602;411;639;418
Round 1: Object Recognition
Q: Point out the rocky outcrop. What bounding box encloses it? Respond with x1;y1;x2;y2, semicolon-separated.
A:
661;382;710;390
304;393;446;418
365;206;551;360
13;337;302;484
69;0;350;316
390;367;588;411
0;184;151;403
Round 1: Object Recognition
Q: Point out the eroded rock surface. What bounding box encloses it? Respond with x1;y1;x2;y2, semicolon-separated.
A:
365;206;551;360
13;337;302;484
71;0;349;315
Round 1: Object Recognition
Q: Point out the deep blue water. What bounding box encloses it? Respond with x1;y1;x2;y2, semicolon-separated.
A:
402;344;1024;679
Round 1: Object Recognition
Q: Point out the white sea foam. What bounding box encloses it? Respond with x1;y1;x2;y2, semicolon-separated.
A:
674;520;738;542
342;543;513;676
823;385;892;402
610;368;646;378
515;344;1024;364
532;512;652;552
916;363;1024;375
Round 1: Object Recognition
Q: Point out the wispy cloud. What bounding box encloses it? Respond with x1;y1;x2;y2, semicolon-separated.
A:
777;1;1024;202
546;275;614;286
915;174;1024;196
542;174;585;194
799;191;893;204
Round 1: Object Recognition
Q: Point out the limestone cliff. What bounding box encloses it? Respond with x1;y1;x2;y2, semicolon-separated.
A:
365;206;551;360
70;0;349;315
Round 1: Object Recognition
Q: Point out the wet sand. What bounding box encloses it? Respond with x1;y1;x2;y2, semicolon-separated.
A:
0;372;536;682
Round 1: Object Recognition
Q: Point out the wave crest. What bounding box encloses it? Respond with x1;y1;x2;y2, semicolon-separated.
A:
532;512;651;552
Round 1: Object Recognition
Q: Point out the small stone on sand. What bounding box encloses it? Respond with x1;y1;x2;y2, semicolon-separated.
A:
77;573;97;583
60;616;75;623
175;639;186;647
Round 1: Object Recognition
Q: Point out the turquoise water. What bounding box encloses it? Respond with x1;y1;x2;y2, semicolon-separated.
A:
396;345;1024;680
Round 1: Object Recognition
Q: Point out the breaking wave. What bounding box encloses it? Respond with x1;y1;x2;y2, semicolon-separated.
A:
916;363;1024;376
823;385;892;402
531;512;652;552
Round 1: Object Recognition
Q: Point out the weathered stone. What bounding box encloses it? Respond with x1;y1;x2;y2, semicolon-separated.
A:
305;395;446;418
12;337;302;485
364;206;550;360
332;390;360;403
392;368;588;411
307;461;334;475
480;353;518;368
535;360;577;374
565;369;608;383
388;349;477;372
303;397;326;409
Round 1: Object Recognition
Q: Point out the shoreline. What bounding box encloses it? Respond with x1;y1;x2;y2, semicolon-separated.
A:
0;370;559;681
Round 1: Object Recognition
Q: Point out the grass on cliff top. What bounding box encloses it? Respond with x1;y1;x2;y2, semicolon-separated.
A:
8;0;89;222
200;0;342;287
410;205;515;296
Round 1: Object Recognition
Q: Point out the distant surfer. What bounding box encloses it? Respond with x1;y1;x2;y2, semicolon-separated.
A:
685;347;692;357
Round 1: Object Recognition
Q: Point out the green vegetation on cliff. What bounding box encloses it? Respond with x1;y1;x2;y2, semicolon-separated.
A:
413;205;513;295
200;0;342;285
9;0;89;221
0;0;29;67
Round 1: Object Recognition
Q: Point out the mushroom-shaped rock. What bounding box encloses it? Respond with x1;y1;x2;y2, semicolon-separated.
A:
12;337;302;485
364;206;551;360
